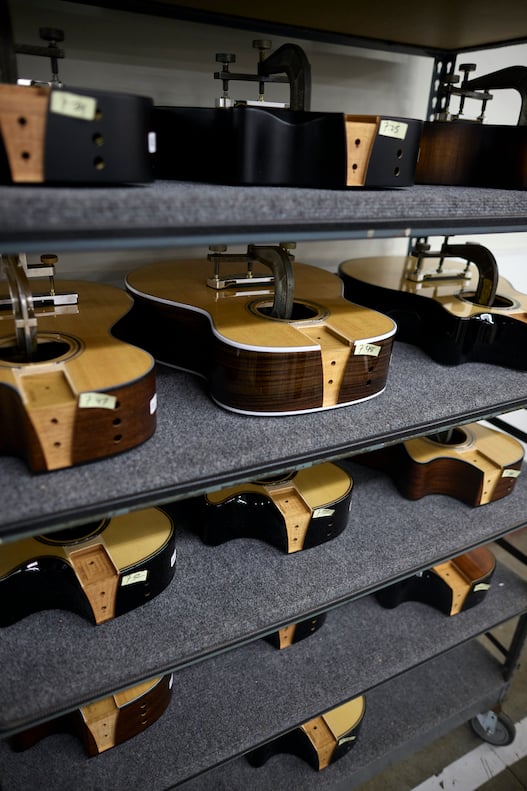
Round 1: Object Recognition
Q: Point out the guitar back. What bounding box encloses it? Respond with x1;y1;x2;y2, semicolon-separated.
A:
124;259;396;414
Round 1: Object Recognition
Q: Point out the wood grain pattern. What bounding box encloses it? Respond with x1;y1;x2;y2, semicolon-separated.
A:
416;122;527;188
356;422;523;506
0;279;156;470
124;259;396;414
10;674;173;756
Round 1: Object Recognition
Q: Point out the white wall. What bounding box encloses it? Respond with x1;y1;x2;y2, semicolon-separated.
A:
9;0;527;288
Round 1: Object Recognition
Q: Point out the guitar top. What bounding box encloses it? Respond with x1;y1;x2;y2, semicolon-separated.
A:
356;421;523;506
339;253;527;368
0;506;176;625
0;278;156;470
188;462;353;553
124;259;396;415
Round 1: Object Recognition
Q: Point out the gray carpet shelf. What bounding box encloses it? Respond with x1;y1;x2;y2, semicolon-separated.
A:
1;453;526;734
2;341;527;543
0;580;519;790
175;640;507;791
2;183;527;252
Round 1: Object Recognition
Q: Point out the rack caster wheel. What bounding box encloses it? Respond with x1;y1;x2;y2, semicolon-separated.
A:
470;711;516;745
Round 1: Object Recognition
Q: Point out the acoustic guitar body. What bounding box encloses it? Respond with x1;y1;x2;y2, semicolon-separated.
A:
0;84;153;184
0;279;156;471
416;121;527;188
264;613;328;649
154;106;422;187
356;422;523;506
10;674;173;756
186;463;353;553
375;547;496;616
338;254;527;368
247;696;366;771
123;259;396;415
0;507;176;626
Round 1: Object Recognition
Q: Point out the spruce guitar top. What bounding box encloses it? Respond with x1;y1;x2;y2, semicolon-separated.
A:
355;422;523;506
0;507;176;626
187;463;353;553
154;39;422;188
10;674;173;756
416;64;527;188
339;239;527;369
375;547;496;616
247;696;366;771
0;254;156;471
123;245;396;415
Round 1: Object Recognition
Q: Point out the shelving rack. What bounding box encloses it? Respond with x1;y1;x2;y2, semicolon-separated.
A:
1;2;527;789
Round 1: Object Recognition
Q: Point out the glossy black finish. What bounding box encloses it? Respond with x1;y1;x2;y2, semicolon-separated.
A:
153;106;422;187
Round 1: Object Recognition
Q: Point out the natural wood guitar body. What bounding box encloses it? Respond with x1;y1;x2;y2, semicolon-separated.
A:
0;507;176;626
0;279;156;471
10;674;173;756
375;547;496;616
416;122;527;188
124;259;396;415
247;696;366;771
339;254;527;368
356;422;523;506
187;462;353;553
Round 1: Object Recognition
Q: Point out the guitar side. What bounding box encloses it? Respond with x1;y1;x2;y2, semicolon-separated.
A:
0;280;156;471
0;507;176;626
123;259;396;415
375;547;496;616
185;463;353;554
9;674;173;756
356;423;523;506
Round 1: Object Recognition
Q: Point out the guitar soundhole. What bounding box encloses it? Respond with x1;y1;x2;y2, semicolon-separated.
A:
0;334;80;364
36;519;109;546
426;427;467;446
462;293;515;309
248;299;326;322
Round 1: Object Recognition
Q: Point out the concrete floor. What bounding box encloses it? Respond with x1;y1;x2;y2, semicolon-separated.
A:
355;528;527;791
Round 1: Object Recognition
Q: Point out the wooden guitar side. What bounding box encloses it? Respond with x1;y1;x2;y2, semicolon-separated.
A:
10;674;173;756
339;254;527;368
0;279;156;471
124;259;396;415
416;122;527;188
356;422;523;506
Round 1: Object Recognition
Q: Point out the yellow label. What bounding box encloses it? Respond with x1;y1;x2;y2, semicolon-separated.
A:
502;469;521;478
354;342;381;357
50;90;97;121
379;119;408;140
79;392;117;410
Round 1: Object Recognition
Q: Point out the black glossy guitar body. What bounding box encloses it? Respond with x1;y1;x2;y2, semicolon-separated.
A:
153;105;422;187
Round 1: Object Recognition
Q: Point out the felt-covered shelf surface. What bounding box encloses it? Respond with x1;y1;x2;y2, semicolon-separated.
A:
175;641;506;791
1;341;527;542
1;184;527;252
0;457;525;734
0;593;514;789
